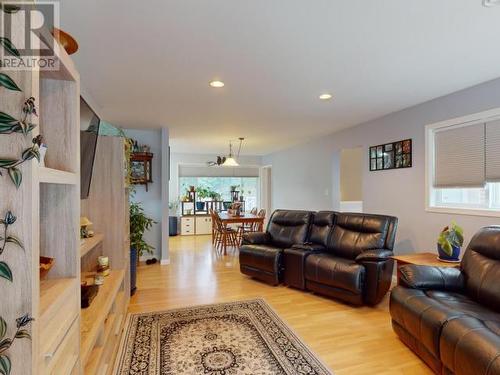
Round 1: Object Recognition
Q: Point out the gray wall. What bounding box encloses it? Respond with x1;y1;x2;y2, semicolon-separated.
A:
125;129;162;259
263;77;500;254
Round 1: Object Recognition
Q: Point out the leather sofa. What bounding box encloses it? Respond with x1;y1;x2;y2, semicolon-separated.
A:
239;209;398;306
390;226;500;375
239;210;313;285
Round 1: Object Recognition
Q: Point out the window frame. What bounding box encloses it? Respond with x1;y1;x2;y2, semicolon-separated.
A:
425;107;500;218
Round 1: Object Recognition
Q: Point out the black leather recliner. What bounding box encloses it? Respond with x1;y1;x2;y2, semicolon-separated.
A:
239;210;313;285
303;212;398;305
390;226;500;375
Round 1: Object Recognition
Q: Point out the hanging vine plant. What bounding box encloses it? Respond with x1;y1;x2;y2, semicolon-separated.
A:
0;26;34;375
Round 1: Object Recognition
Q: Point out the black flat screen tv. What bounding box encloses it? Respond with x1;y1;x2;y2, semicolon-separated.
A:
80;97;100;199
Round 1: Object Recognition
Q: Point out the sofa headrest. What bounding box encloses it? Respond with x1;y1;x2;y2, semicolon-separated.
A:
308;211;337;246
267;210;313;248
466;226;500;260
269;210;313;226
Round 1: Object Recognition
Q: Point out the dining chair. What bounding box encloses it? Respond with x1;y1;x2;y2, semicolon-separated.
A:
213;210;238;254
250;207;258;215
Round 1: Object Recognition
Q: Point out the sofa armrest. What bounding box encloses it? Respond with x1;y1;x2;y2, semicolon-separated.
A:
241;232;271;245
291;243;325;252
355;249;393;263
399;265;465;291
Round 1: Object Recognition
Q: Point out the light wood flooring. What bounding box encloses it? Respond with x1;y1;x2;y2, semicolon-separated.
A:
129;235;432;375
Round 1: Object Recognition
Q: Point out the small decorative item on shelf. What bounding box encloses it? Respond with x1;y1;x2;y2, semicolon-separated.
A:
228;202;243;216
81;281;99;308
437;221;464;262
94;271;104;286
52;27;79;55
97;255;110;276
39;256;55;279
38;142;48;167
80;216;94;238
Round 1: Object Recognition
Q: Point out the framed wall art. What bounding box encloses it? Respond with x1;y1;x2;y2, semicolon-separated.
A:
369;139;412;171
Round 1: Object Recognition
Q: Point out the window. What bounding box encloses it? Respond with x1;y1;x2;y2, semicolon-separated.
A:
426;108;500;216
179;176;259;209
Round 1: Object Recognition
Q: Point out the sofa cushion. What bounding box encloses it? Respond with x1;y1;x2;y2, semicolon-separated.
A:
440;316;500;375
304;253;365;295
461;226;500;313
239;244;283;274
308;211;337;246
327;213;395;259
267;210;313;248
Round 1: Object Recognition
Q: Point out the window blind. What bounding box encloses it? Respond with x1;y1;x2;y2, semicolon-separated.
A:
434;123;485;188
486;119;500;182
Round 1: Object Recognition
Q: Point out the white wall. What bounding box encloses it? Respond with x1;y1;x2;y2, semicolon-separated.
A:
263;77;500;254
169;152;263;208
340;147;363;202
125;129;163;259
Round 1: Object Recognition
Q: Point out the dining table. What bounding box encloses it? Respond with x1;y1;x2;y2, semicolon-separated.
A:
217;212;265;232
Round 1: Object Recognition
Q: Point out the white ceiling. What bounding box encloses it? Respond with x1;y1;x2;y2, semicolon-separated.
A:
61;0;500;155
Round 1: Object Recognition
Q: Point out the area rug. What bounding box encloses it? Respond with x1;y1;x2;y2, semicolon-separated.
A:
115;299;332;374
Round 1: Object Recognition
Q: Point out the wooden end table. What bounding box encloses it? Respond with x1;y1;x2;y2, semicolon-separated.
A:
392;252;460;285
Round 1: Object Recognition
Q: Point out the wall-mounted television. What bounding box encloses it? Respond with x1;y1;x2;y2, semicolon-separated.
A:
80;97;100;199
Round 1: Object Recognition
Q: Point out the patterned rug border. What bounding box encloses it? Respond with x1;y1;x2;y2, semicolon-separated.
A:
114;298;333;374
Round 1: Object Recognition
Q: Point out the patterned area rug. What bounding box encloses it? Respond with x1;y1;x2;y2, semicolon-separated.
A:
115;299;332;374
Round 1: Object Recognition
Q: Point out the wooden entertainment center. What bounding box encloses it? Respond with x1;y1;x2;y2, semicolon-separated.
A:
0;21;129;374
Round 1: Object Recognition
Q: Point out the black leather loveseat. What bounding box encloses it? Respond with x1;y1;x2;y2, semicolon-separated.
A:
390;226;500;375
239;209;398;306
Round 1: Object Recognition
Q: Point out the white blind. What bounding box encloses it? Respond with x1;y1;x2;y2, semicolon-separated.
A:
179;165;260;178
486;119;500;182
434;123;485;188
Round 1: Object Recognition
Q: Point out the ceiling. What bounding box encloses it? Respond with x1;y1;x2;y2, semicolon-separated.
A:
61;0;500;155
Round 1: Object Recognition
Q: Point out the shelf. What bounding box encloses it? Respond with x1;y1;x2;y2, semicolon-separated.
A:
39;167;78;185
84;313;116;374
80;233;104;258
81;269;125;365
39;277;78;319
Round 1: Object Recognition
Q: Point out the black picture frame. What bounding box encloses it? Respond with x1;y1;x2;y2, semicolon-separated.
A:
369;138;412;171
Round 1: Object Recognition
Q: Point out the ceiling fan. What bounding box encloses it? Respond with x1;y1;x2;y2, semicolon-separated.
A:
207;138;244;167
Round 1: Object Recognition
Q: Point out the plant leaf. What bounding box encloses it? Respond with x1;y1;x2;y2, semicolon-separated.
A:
0;318;6;340
0;37;20;58
0;2;20;13
0;262;12;282
7;167;21;189
0;339;11;355
0;112;17;125
21;148;39;162
0;160;17;168
6;236;23;250
14;330;30;340
0;73;21;92
0;354;11;375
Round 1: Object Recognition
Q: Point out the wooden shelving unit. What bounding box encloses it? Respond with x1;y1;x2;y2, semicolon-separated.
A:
0;14;129;375
80;233;104;258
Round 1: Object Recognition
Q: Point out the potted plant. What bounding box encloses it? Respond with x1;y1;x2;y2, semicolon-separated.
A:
437;221;464;262
130;200;157;295
209;190;221;201
195;186;210;210
168;200;179;236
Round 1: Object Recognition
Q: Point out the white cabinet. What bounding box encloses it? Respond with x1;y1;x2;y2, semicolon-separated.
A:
195;216;212;235
181;217;195;235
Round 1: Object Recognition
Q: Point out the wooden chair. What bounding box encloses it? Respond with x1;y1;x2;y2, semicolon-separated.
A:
250;207;258;215
213;210;238;254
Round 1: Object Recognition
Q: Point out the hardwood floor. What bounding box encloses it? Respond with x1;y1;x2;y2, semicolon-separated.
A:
129;235;432;375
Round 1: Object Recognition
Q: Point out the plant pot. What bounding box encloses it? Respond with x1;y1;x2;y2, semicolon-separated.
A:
169;216;178;236
437;244;461;261
195;201;205;211
223;202;231;210
130;247;138;296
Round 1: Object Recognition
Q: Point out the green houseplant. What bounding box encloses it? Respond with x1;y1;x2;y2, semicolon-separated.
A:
129;200;156;294
437;221;464;261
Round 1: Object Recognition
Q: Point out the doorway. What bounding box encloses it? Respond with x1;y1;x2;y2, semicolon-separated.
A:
340;147;363;212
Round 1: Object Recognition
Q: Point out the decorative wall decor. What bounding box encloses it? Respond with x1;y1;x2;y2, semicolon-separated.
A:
130;151;153;191
0;34;34;375
369;139;412;171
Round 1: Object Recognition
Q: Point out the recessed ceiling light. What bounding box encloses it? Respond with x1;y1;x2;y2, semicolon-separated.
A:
210;80;225;88
319;93;332;100
483;0;500;6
